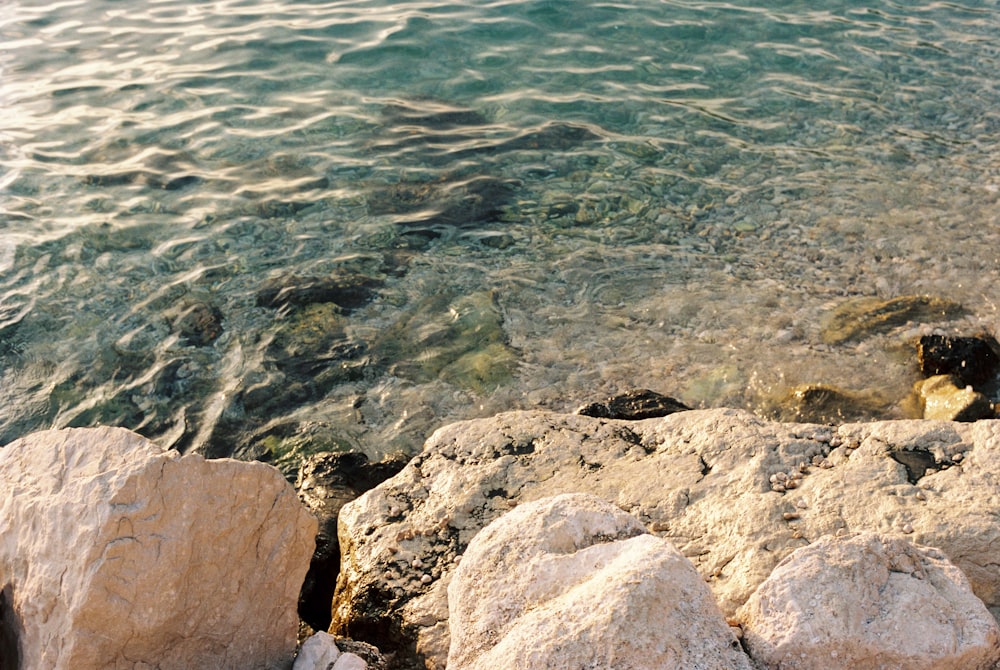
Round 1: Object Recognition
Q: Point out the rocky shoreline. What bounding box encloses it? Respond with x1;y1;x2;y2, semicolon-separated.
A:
4;406;1000;668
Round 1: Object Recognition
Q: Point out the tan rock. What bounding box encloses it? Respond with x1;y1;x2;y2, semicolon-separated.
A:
447;493;751;670
739;532;1000;669
914;374;994;421
0;426;317;670
331;409;1000;668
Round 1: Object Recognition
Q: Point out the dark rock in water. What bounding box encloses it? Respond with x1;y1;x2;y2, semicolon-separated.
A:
820;295;965;345
173;301;223;346
368;175;518;239
295;451;409;631
159;174;202;191
380;100;489;131
256;272;383;312
266;305;367;378
913;374;994;422
364;100;603;247
83;171;202;191
370;100;494;166
771;384;890;424
242;304;369;415
918;334;1000;388
488;122;601;153
576;389;690;420
375;100;600;161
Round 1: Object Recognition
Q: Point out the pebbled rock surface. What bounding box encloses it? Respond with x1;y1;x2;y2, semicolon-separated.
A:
446;493;751;670
0;426;316;670
738;531;1000;670
331;408;1000;669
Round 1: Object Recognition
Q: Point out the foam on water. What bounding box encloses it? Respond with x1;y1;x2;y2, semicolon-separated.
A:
1;0;999;465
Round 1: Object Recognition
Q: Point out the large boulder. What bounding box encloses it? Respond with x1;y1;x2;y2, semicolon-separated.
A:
446;493;751;670
739;532;1000;669
0;426;317;670
331;408;1000;669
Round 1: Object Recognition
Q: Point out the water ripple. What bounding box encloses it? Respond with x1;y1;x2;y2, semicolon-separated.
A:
1;0;1000;459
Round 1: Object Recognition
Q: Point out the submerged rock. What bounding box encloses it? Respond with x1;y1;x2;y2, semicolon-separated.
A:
770;384;891;423
331;409;1000;668
246;303;369;413
482;121;602;154
375;290;518;394
172;300;224;346
0;426;316;670
820;295;964;345
447;493;751;670
739;532;1000;670
366;100;601;241
257;272;384;312
914;374;994;422
918;334;1000;388
369;175;518;239
576;388;691;420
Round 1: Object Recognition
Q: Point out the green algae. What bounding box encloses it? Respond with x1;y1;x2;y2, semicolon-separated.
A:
376;290;519;394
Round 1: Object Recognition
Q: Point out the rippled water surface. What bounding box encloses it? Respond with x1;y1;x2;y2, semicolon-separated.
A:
2;0;1000;467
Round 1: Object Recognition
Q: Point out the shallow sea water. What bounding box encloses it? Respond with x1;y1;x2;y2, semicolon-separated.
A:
2;0;1000;467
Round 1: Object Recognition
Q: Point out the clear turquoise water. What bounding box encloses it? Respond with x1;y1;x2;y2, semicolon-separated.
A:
2;0;1000;467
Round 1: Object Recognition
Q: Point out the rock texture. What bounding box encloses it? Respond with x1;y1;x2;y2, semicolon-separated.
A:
293;632;368;670
446;493;750;670
739;532;1000;669
914;374;994;422
296;451;409;631
331;408;1000;669
575;388;690;420
918;334;1000;387
0;426;317;670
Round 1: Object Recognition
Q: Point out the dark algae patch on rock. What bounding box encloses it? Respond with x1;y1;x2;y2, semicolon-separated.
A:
820;295;965;345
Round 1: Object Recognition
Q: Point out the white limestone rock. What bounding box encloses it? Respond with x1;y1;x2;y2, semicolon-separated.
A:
446;493;751;670
738;532;1000;669
0;426;317;670
294;631;368;670
331;408;1000;668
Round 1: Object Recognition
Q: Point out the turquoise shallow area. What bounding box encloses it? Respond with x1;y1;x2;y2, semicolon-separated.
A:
1;0;999;465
